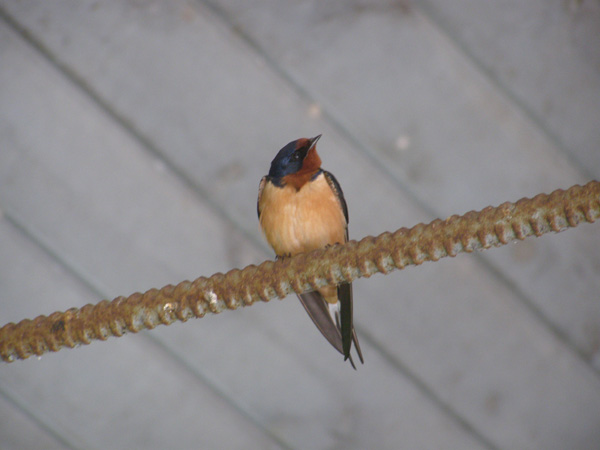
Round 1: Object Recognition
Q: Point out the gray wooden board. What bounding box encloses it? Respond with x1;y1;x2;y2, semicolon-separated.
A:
0;21;490;450
417;0;600;176
0;391;71;450
1;1;600;449
3;0;598;367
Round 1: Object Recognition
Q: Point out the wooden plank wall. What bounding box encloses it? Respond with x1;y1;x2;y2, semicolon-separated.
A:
1;1;599;449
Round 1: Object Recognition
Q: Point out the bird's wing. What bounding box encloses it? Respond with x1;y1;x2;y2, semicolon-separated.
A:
257;176;268;219
322;170;349;227
323;171;364;365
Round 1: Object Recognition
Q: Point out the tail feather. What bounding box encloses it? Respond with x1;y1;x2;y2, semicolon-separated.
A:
297;292;344;355
352;328;364;364
337;283;353;360
297;284;363;368
332;304;359;370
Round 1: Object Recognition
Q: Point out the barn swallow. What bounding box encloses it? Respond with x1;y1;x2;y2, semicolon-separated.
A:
257;135;363;368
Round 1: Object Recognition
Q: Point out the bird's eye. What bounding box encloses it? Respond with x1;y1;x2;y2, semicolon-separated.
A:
292;152;301;161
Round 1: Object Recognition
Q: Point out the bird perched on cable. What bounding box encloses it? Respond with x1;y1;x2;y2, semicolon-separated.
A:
257;135;363;368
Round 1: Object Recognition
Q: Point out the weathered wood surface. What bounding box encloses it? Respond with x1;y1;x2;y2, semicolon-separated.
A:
1;1;599;448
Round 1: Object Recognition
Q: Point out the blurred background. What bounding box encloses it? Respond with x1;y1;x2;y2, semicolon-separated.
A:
1;0;599;448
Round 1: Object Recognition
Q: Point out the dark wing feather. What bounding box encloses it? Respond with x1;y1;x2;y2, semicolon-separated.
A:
322;170;348;226
257;176;268;219
324;171;363;365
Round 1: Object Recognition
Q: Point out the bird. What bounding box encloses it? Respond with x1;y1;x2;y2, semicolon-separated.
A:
257;134;363;368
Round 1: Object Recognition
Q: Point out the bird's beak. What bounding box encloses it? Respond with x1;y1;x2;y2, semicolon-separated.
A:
308;134;322;150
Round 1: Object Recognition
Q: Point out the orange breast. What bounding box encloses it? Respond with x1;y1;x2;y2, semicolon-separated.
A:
259;173;347;257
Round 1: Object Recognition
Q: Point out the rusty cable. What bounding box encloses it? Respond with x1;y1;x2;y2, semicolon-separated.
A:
1;180;599;362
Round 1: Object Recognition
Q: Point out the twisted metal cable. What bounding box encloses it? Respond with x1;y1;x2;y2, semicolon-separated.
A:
1;181;599;362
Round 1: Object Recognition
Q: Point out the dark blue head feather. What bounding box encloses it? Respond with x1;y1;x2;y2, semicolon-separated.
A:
268;140;303;179
268;135;322;181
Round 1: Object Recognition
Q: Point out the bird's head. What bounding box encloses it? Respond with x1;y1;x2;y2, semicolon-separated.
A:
268;135;322;187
